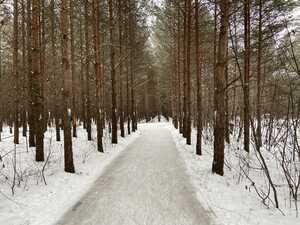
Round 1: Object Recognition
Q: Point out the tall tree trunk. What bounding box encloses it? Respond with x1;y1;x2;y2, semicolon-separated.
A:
21;0;27;138
70;0;77;138
225;46;230;143
186;0;192;145
129;0;136;132
118;0;125;138
13;0;19;144
256;0;263;148
84;1;92;141
27;0;35;147
126;60;131;135
195;0;202;155
182;0;187;138
213;0;217;115
61;0;75;173
177;2;183;134
32;0;44;161
244;0;251;153
108;0;118;144
50;0;61;142
92;0;104;152
171;0;178;129
40;0;46;132
79;10;86;130
212;0;230;176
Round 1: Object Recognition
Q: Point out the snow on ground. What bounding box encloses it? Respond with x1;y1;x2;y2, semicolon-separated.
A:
0;124;140;225
57;123;212;225
168;123;299;225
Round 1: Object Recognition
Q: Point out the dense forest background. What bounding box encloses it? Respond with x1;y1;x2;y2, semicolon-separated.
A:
1;0;300;220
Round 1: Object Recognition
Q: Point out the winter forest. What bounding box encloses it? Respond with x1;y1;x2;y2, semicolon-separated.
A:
0;0;300;224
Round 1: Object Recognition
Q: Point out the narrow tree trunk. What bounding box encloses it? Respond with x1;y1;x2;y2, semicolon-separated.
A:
195;0;202;155
177;2;183;134
212;0;230;176
129;0;136;132
225;46;230;143
182;0;187;139
256;0;263;148
40;0;46;132
108;0;118;144
50;0;61;142
79;11;86;130
32;0;44;161
244;0;251;153
13;0;19;145
186;0;192;145
21;0;27;138
126;56;131;135
61;0;75;173
27;0;35;147
118;0;125;138
125;1;131;135
92;0;104;152
70;0;77;138
84;1;92;141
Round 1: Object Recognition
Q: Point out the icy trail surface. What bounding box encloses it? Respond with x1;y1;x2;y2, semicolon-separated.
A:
57;123;213;225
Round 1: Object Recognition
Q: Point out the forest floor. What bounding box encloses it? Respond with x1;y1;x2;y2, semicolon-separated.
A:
1;121;299;225
0;125;140;225
170;122;299;225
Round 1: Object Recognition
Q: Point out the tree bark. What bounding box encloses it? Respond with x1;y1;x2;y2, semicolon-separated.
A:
244;0;251;153
118;0;125;138
84;1;92;141
21;0;27;138
256;0;263;148
212;0;230;176
50;0;61;142
92;0;104;152
109;0;118;144
32;0;44;161
13;0;19;144
70;0;77;138
195;0;202;155
27;0;35;147
61;0;75;173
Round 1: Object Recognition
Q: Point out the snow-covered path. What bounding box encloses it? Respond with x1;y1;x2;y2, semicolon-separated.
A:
56;124;213;225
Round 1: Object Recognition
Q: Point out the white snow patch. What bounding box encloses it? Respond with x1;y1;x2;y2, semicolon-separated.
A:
0;124;140;225
167;123;299;225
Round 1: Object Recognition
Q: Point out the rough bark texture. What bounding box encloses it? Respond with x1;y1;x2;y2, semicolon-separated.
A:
129;0;137;132
84;1;92;141
13;0;19;144
212;0;230;176
186;0;192;145
195;0;202;155
27;0;35;147
244;0;251;153
256;0;263;148
109;0;118;144
92;0;104;152
32;0;44;161
70;0;77;138
182;0;187;139
50;0;61;142
118;0;125;138
61;0;75;173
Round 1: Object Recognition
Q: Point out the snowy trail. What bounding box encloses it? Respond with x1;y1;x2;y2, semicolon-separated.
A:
56;123;213;225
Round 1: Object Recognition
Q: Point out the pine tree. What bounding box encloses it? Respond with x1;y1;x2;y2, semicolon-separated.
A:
61;0;75;173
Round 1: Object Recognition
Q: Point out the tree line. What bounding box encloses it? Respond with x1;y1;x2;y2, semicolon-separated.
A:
0;0;157;173
153;0;300;180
